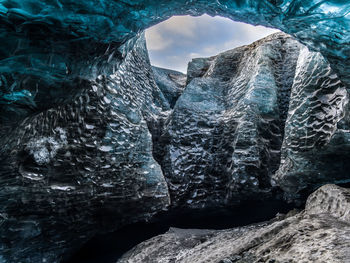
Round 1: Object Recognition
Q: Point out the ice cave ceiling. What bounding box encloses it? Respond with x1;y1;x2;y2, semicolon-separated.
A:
1;1;349;122
0;0;350;262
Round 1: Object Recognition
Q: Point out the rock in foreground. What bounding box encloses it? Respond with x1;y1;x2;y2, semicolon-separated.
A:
118;184;350;263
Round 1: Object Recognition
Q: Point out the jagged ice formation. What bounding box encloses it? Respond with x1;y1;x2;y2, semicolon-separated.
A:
155;33;302;209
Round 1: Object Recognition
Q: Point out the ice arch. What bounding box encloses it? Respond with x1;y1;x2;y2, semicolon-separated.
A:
0;0;349;123
1;0;349;125
0;1;349;69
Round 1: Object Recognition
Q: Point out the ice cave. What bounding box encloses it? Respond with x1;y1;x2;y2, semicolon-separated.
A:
0;1;350;262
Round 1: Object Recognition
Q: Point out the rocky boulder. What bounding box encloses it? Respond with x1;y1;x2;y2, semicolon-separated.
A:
118;184;350;263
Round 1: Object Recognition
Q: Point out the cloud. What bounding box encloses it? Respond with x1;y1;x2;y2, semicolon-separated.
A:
145;27;173;51
160;16;197;38
145;15;280;73
189;52;201;59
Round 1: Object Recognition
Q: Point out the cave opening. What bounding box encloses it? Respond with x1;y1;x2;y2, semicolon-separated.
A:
145;15;279;73
143;14;302;210
65;15;301;263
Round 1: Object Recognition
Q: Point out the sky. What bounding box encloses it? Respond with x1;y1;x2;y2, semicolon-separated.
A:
145;15;279;73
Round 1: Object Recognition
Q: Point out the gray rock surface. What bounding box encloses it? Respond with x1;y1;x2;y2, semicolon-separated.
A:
118;184;350;263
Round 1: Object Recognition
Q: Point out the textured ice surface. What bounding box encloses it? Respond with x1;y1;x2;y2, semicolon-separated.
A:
273;46;350;199
25;127;68;165
0;0;349;97
0;0;350;128
0;0;350;262
151;66;186;108
155;33;302;208
0;34;170;262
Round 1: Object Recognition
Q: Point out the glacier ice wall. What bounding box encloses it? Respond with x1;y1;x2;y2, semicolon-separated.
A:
0;0;350;262
154;32;350;208
156;33;302;209
0;33;170;262
273;46;350;199
0;1;349;97
151;66;186;108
